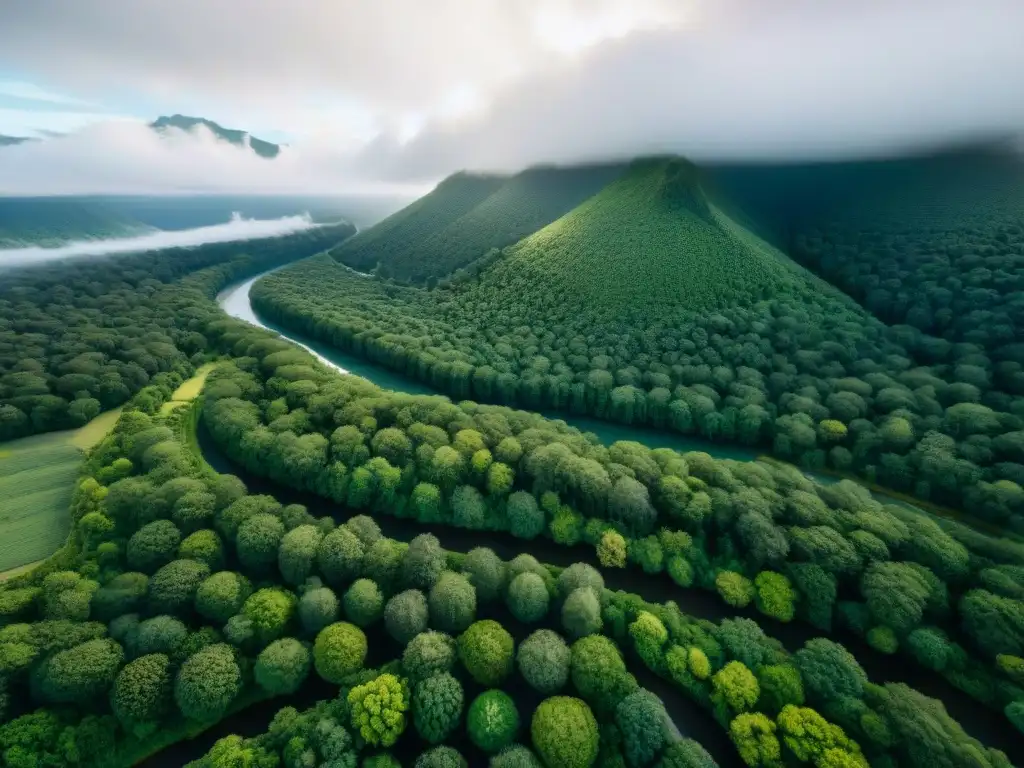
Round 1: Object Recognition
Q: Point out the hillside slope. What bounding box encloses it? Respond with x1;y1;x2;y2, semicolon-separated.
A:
0;198;149;248
330;163;625;283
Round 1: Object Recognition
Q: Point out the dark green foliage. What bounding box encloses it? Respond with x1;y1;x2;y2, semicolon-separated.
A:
794;638;867;702
459;620;514;686
616;689;666;767
413;671;464;744
254;638;312;694
517;629;570;695
403;534;446;591
570;635;637;716
174;643;241;721
135;615;188;657
317;525;365;586
298;585;340;635
278;524;324;586
656;739;717;768
179;529;225;570
33;637;124;704
562;587;603;639
127;520;181;573
415;745;468;768
236;512;286;573
91;571;149;621
429;571;477;634
404;631;457;682
385;589;429;644
148;558;211;615
463;547;507;603
468;690;520;753
506;572;550;623
110;653;172;736
491;745;543;768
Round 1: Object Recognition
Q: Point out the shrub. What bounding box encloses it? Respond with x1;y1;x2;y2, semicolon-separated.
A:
415;746;468;768
468;690;520;753
429;571;477;633
298;585;339;634
110;653;171;736
236;513;286;573
463;547;507;603
135;615;188;657
657;739;717;768
556;563;604;601
344;578;384;627
413;671;464;743
348;673;409;747
178;530;224;570
490;745;543;768
91;572;149;622
278;525;324;585
562;587;602;639
404;631;457;682
570;635;637;716
530;697;599;768
127;520;181;573
616;689;666;766
459;620;515;686
506;572;550;624
195;571;252;625
507;492;545;540
316;526;365;586
755;664;804;716
715;571;754;608
242;587;297;646
754;571;796;622
174;644;241;721
345;515;382;548
313;622;367;682
254;638;311;695
403;534;447;591
33;638;124;705
385;590;429;644
597;531;627;568
517;629;570;695
148;559;211;616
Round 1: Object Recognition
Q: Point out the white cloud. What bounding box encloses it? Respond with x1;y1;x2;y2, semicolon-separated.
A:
0;213;319;268
0;80;98;107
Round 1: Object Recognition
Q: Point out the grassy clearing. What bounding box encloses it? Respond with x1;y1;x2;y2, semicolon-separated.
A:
172;362;217;400
0;408;122;575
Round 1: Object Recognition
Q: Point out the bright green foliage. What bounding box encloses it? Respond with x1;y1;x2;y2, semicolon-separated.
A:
148;558;211;615
531;696;599;768
712;661;760;718
571;635;637;716
127;520;182;573
242;587;297;646
506;572;550;623
316;525;365;586
562;587;602;639
385;589;429;644
403;631;457;682
33;637;123;704
430;571;478;633
867;626;900;654
729;712;781;768
716;571;754;609
459;619;514;686
753;572;796;622
776;705;865;766
413;671;464;743
996;654;1024;684
347;673;409;747
468;690;520;753
313;622;367;683
110;653;172;736
344;578;384;627
616;689;666;766
254;637;311;694
195;571;252;624
630;610;669;669
598;531;628;568
517;629;570;695
174;643;241;721
178;529;225;570
298;585;340;634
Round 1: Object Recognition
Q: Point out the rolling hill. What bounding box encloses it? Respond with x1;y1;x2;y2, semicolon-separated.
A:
329;162;626;282
0;197;150;247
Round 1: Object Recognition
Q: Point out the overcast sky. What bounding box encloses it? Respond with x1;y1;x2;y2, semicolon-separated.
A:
0;0;1022;193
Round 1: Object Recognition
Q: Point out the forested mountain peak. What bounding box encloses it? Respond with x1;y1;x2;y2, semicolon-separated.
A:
149;114;280;158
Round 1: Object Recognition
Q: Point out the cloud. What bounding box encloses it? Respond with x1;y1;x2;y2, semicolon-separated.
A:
0;212;320;268
354;0;1024;180
0;120;427;195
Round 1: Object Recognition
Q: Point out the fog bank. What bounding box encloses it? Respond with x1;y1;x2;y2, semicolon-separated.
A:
0;212;319;268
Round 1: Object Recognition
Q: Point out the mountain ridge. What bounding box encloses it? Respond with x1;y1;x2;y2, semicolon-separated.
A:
150;114;280;158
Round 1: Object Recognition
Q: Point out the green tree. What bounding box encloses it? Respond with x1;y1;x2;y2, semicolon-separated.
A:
517;629;570;695
348;673;409;747
110;653;172;737
530;696;599;768
174;643;241;721
313;622;367;682
468;690;520;753
459;620;514;686
254;637;311;694
413;671;464;744
385;589;429;644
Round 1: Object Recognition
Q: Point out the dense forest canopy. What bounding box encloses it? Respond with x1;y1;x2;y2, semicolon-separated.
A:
250;156;1024;535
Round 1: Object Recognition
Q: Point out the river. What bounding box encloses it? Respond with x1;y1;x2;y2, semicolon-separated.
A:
208;269;1024;764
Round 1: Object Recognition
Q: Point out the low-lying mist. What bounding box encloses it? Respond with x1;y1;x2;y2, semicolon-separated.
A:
0;212;319;268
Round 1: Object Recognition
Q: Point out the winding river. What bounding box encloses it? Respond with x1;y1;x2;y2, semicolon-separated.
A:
206;269;1024;764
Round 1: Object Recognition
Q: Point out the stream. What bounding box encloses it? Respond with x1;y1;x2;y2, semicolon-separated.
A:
203;269;1024;765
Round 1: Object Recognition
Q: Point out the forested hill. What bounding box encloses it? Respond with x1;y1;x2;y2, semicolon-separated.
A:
479;156;842;316
0;197;149;247
329;162;626;283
